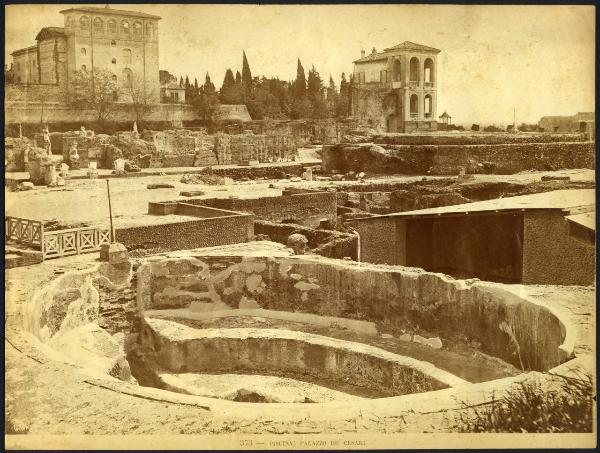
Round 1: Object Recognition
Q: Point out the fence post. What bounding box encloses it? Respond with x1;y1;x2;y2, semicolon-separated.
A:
40;223;45;259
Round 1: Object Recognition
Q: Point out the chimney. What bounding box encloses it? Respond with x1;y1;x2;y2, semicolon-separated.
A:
361;50;366;58
372;47;377;55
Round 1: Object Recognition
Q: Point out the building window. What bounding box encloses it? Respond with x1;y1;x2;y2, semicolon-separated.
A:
66;16;74;28
357;72;365;84
108;19;117;34
110;40;116;47
410;94;419;114
16;63;20;70
380;70;388;83
171;92;179;102
122;49;132;65
81;64;87;72
424;58;434;83
112;75;117;81
121;21;130;36
81;47;86;56
409;57;420;82
122;68;133;88
80;16;90;31
93;17;103;34
424;94;432;116
393;59;401;82
33;59;36;67
133;21;142;38
146;22;154;37
112;58;117;64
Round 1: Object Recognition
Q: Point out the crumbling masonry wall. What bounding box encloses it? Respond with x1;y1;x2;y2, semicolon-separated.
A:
136;255;570;372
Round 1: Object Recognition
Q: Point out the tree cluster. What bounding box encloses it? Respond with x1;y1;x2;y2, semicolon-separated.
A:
177;52;353;121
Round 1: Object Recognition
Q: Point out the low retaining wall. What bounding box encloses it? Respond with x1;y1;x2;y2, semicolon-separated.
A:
323;141;595;175
115;214;254;252
137;255;573;372
142;317;465;397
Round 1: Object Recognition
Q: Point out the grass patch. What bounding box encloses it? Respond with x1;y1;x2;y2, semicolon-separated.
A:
450;371;594;433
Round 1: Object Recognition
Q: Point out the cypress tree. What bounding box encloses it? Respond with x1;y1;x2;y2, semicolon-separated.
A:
242;51;253;91
293;58;306;99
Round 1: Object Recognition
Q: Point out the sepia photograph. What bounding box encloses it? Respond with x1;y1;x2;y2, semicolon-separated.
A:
4;3;596;450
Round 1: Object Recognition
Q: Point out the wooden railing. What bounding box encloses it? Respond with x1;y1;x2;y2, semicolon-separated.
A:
5;217;43;249
42;227;110;259
5;216;110;260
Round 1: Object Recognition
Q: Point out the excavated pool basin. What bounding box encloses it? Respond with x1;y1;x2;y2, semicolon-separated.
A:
22;249;580;417
135;316;467;401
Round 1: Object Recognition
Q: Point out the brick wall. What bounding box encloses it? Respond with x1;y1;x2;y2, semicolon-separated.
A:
346;216;403;265
195;191;337;228
253;220;358;260
115;214;254;252
522;210;595;285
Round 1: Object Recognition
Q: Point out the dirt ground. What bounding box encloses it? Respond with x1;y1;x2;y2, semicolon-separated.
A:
4;168;594;228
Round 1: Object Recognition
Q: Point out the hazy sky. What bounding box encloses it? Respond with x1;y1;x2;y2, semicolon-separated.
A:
5;4;595;125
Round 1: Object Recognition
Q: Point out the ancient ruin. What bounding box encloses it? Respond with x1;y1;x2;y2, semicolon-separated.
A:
4;3;596;450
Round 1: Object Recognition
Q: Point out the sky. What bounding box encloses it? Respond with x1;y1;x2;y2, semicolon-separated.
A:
5;4;595;125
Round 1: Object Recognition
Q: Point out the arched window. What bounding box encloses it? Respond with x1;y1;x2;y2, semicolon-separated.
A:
409;57;419;82
393;59;401;82
108;19;117;34
80;16;90;31
81;64;87;72
133;21;142;38
122;49;132;65
80;47;87;56
424;58;434;83
410;94;418;114
112;58;117;64
122;68;133;88
110;40;116;47
121;21;130;35
146;22;154;37
424;94;432;115
93;17;103;34
66;16;74;29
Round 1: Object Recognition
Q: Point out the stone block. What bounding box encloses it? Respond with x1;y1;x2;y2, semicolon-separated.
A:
100;242;129;264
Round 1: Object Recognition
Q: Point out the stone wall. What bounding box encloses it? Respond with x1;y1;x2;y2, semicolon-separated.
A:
522;210;596;286
5;101;197;125
213;132;298;165
368;132;588;145
323;141;595;175
5;137;32;172
136;255;571;371
5;84;65;103
192;191;337;227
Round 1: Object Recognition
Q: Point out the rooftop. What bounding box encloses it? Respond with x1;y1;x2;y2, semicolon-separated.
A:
36;27;65;41
59;6;161;20
354;41;441;63
11;45;37;56
347;189;595;221
565;212;595;232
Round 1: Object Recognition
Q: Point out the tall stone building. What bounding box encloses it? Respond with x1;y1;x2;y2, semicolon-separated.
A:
10;5;161;103
351;41;440;132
